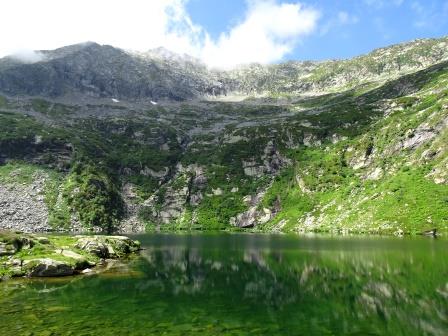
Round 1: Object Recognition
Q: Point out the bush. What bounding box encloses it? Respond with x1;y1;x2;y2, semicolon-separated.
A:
64;163;124;232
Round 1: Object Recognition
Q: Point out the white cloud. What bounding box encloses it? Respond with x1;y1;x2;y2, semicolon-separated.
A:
200;1;320;68
0;0;319;69
10;50;46;63
0;0;198;56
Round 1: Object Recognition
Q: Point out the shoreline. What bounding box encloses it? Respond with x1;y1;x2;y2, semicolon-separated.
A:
0;231;141;281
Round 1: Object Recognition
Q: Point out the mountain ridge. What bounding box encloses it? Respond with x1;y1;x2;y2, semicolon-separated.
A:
1;36;448;101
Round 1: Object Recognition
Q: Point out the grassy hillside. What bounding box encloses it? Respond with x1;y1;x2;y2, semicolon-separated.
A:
260;62;448;234
0;60;446;234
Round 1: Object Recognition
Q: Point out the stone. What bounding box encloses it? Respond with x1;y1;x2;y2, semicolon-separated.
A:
189;193;203;206
243;165;265;177
365;167;383;181
25;258;74;277
212;188;223;196
37;237;50;244
75;237;109;258
0;172;51;233
0;242;17;256
55;249;85;260
104;236;141;256
75;236;140;259
394;229;404;236
401;128;436;150
258;208;272;224
140;166;169;178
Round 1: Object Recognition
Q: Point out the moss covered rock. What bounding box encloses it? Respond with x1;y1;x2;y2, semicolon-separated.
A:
75;235;141;258
0;232;141;280
24;258;75;277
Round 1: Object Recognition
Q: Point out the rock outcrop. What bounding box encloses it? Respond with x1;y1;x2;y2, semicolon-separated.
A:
25;258;75;277
143;164;207;226
76;235;141;258
0;233;141;280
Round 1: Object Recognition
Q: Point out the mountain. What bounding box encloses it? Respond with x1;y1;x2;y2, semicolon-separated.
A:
0;37;447;234
1;37;448;100
0;42;223;101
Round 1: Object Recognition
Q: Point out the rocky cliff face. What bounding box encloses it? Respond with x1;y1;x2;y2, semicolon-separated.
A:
0;43;224;101
0;36;447;234
1;37;448;101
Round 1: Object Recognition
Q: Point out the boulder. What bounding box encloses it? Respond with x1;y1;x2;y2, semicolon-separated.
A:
75;236;140;259
36;237;50;244
103;236;141;257
25;258;74;277
75;237;109;258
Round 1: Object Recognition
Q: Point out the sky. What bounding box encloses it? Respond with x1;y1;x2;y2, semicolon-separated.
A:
1;0;448;68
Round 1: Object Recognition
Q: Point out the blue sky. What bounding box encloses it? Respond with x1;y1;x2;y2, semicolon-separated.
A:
186;0;448;61
1;0;448;68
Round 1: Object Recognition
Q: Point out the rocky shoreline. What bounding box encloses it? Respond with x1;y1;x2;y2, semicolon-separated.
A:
0;232;141;280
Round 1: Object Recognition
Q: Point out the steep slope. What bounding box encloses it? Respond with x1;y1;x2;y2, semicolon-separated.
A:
260;62;448;234
0;37;446;234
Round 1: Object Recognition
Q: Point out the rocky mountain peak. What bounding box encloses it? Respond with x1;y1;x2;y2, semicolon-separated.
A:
0;35;447;101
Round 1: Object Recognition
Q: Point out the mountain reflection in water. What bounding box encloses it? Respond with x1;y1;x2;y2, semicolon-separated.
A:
0;233;447;336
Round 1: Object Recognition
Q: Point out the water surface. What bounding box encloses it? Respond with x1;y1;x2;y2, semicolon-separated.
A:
1;233;447;335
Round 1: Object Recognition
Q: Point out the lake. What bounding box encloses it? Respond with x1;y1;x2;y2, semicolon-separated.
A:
0;233;447;335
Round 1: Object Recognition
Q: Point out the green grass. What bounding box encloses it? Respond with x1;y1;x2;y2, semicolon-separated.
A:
256;78;448;234
0;162;46;184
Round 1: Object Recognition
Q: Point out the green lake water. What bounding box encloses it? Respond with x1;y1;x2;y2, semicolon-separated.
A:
0;233;447;336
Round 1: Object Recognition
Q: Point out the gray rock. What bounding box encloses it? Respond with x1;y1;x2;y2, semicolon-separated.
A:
75;235;140;258
401;129;436;150
0;242;17;256
36;237;50;244
25;258;74;277
75;237;109;258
